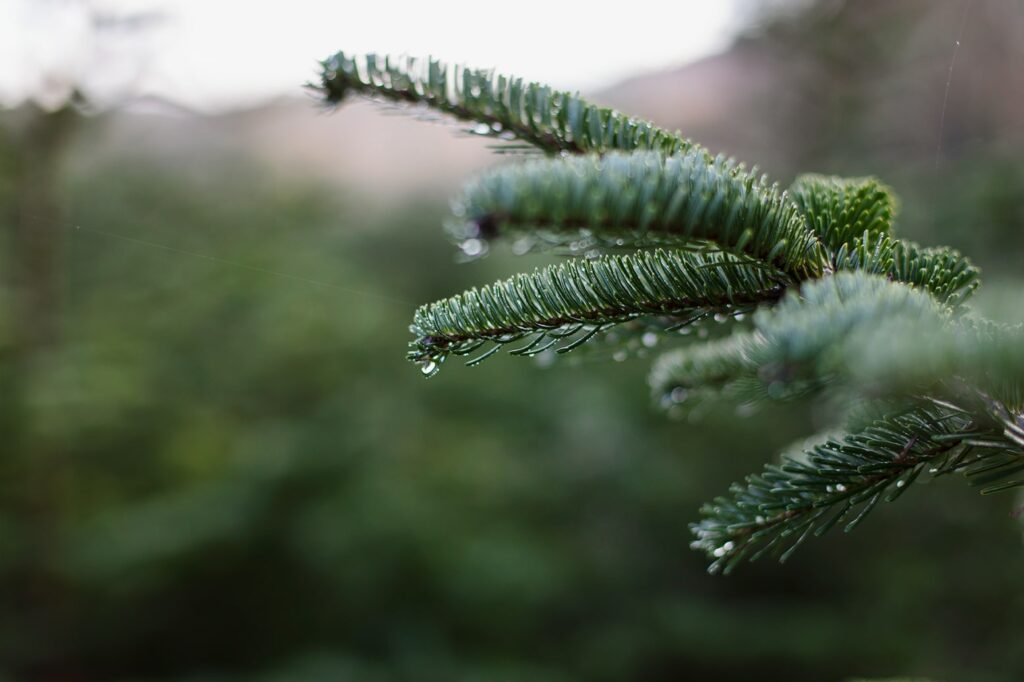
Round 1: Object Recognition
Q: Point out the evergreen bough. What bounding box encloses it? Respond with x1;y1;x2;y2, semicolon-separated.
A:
318;52;1024;573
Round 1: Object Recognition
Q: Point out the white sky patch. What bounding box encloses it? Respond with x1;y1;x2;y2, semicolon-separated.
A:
1;0;740;112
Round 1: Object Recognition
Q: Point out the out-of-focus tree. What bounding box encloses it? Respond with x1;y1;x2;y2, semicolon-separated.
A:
0;1;164;662
1;0;162;346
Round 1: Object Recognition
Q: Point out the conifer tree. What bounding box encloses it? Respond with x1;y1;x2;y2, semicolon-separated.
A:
317;52;1024;573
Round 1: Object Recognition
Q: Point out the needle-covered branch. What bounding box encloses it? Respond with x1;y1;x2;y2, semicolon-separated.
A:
650;273;942;407
324;48;1024;574
319;52;698;157
651;273;1022;417
694;404;1024;574
832;234;979;306
788;175;978;305
789;174;897;250
409;249;788;372
453;150;827;278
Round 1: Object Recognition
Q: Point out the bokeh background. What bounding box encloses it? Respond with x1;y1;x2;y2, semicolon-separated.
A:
2;0;1024;679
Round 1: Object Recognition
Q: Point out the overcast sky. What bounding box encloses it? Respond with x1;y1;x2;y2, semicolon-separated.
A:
0;0;742;111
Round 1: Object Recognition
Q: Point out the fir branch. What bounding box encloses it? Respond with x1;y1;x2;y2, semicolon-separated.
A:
692;405;1023;574
452;150;827;278
322;48;1023;574
650;273;944;409
646;330;786;416
408;249;788;372
888;241;980;307
319;52;698;156
844;317;1024;409
648;331;759;398
651;273;1023;449
789;174;897;249
832;234;979;306
788;173;979;305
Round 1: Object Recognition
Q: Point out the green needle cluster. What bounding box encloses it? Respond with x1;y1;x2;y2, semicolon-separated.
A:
319;51;1022;573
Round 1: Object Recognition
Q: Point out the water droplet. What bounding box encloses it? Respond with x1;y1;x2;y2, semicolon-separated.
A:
472;122;490;135
420;360;439;377
714;312;729;323
734;313;745;321
534;349;556;368
679;326;693;336
670;387;688;404
641;332;658;348
835;483;846;492
613;350;627;362
735;402;759;418
896;480;905;488
461;238;484;257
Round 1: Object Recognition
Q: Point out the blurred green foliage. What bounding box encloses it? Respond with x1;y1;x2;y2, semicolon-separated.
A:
0;146;1021;680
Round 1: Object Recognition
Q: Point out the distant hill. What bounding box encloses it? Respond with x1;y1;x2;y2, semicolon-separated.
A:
602;0;1024;178
76;0;1023;193
78;98;500;195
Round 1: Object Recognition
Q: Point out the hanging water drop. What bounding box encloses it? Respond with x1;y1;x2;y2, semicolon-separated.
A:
735;402;759;418
534;349;556;368
512;237;532;255
421;360;439;377
641;332;658;348
461;238;484;257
